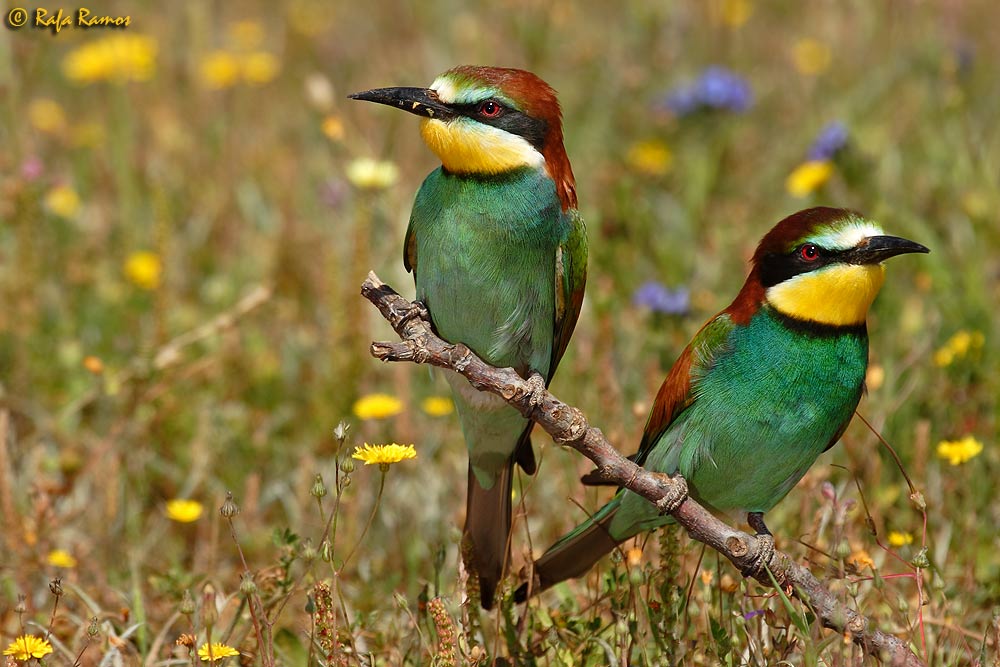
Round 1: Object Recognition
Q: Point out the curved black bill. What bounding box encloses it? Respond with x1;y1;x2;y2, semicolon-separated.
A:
348;86;454;120
847;235;930;265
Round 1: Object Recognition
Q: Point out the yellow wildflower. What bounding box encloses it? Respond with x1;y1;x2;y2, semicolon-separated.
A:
699;569;714;585
29;98;67;134
421;396;454;417
626;548;643;568
45;184;81;219
352;443;417;466
936;435;984;466
4;635;53;660
848;549;875;570
786;160;833;197
717;0;752;28
47;548;78;568
793;38;832;76
352;393;403;420
197;643;240;662
124;251;163;290
166;499;204;523
322;115;345;142
63;34;157;84
346;158;399;190
865;364;884;392
199;51;241;90
887;531;913;547
242;51;279;84
228;20;264;49
626;139;673;177
934;329;985;366
83;355;104;374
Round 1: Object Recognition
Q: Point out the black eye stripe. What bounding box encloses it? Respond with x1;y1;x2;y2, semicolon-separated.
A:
759;244;846;288
448;101;548;151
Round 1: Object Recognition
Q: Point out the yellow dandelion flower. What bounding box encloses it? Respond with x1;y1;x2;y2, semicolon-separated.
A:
887;531;913;547
228;20;264;49
421;396;454;417
345;158;399;190
933;346;954;367
47;548;78;568
936;435;984;466
352;443;417;466
352;393;403;420
199;51;241;90
626;139;673;177
865;364;885;392
4;635;54;660
242;51;279;84
626;547;643;568
699;568;714;585
83;355;104;374
847;549;875;570
166;499;204;523
45;184;81;219
124;251;163;290
63;34;157;84
321;115;345;142
793;38;832;76
786;160;833;197
29;98;67;134
197;643;240;662
718;0;752;28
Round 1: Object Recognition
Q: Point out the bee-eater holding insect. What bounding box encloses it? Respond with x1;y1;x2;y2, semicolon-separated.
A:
350;67;587;608
520;207;927;598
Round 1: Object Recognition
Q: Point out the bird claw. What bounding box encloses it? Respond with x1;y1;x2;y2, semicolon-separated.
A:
740;533;775;579
652;473;688;515
393;299;429;328
524;372;547;408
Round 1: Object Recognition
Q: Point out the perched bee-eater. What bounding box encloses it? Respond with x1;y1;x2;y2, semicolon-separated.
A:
350;67;587;608
522;207;927;597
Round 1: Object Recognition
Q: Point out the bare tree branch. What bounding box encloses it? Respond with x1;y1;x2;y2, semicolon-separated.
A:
361;271;923;667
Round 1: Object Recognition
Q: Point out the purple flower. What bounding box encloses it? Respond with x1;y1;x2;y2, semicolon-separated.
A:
658;66;754;116
743;609;766;620
633;281;690;315
806;122;849;161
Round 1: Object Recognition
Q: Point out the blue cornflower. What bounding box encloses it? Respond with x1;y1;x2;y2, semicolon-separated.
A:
806;121;849;161
659;66;754;116
633;281;690;315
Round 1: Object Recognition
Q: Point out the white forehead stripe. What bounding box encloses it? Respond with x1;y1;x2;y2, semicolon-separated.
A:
430;76;458;104
811;220;884;251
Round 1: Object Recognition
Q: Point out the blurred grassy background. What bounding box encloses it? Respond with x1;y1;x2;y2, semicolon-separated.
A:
1;0;997;664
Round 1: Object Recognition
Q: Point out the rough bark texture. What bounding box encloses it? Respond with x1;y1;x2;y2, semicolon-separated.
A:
361;272;923;667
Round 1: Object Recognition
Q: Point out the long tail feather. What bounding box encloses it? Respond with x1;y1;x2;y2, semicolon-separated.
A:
516;496;622;602
465;462;514;609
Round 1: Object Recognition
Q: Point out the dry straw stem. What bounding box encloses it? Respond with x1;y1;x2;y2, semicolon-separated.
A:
361;271;924;667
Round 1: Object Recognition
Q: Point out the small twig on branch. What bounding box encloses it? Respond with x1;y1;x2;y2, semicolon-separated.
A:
361;271;924;667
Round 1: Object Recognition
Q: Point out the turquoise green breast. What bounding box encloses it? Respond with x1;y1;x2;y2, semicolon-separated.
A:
409;166;567;374
615;307;867;535
680;306;868;512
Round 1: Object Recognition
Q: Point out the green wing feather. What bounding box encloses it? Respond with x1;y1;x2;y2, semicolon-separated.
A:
548;208;588;382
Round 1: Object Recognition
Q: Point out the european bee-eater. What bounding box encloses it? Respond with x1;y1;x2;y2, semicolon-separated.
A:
350;66;587;608
522;207;926;597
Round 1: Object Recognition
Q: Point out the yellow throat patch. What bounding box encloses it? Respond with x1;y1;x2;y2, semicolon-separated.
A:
420;117;544;175
766;263;886;327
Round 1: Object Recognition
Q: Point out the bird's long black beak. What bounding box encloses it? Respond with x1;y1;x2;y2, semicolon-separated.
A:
847;235;930;264
348;86;455;120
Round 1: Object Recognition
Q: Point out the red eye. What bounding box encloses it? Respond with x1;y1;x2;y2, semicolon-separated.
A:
478;100;502;118
800;244;820;261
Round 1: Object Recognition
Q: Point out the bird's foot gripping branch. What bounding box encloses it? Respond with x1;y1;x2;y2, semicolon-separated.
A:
360;271;925;667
